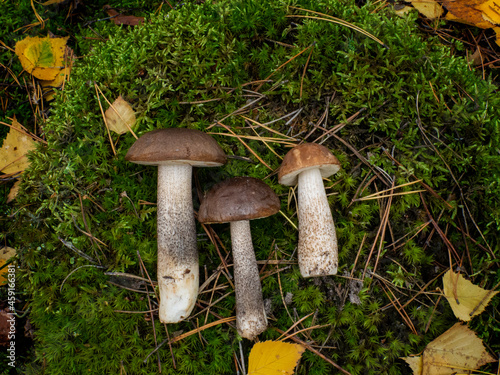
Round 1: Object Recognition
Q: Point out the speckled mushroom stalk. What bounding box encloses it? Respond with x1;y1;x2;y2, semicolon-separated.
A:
126;128;226;324
156;163;198;323
198;177;280;340
278;143;341;277
230;220;267;340
296;167;338;277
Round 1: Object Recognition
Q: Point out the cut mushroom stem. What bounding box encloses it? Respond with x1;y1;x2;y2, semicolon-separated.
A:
297;168;338;277
230;220;267;340
157;164;198;323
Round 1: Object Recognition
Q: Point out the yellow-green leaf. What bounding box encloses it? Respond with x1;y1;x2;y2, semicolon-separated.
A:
248;341;305;375
0;118;37;174
443;269;499;321
15;36;68;80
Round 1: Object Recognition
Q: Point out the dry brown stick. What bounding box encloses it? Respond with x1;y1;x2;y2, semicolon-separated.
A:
273;328;352;375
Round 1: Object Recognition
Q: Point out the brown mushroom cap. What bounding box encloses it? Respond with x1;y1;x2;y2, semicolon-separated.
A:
125;128;227;166
198;177;280;223
278;143;341;186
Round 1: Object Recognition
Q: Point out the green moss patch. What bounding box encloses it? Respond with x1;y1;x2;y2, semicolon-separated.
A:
8;0;500;373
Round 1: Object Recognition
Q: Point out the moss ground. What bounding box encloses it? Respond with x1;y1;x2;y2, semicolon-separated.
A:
1;0;500;374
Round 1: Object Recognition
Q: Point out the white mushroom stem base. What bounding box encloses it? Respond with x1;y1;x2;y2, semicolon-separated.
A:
157;164;199;323
230;220;267;340
297;168;338;277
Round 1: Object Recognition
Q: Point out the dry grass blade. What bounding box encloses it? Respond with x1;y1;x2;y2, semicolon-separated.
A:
288;6;387;48
279;210;298;230
240;115;297;140
256;43;315;91
274;328;352;375
169;316;236;344
355;190;426;201
277;311;316;340
94;82;116;155
215;121;273;170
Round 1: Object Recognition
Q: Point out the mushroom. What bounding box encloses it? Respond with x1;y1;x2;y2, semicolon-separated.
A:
278;143;341;277
126;128;226;323
198;177;280;340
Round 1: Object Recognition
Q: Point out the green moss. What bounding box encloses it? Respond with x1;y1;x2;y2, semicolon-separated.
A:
6;0;500;373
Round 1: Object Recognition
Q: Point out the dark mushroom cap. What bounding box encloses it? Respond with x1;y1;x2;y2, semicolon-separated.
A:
125;128;227;167
278;143;341;186
198;177;280;223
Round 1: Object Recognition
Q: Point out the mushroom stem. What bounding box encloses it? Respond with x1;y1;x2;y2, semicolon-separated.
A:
230;220;267;340
297;168;338;277
157;164;199;323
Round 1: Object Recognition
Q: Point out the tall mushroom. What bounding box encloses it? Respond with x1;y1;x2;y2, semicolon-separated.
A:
198;177;280;340
278;143;341;277
126;128;226;323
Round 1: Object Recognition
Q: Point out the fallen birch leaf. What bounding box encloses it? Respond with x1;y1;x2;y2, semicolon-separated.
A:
0;118;37;174
248;340;305;375
476;0;500;24
402;323;495;374
408;0;444;19
443;269;499;321
15;36;69;80
0;247;16;284
104;96;136;134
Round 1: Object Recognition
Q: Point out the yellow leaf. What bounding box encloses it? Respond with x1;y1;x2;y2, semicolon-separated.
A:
443;269;499;321
40;66;71;101
0;247;16;284
104;96;137;134
15;36;68;80
248;341;305;375
0;118;37;174
476;0;500;24
424;323;494;374
494;27;500;46
408;0;444;19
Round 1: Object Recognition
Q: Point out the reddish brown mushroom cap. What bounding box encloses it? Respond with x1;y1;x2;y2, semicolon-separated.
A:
198;177;280;223
125;128;227;166
278;143;341;186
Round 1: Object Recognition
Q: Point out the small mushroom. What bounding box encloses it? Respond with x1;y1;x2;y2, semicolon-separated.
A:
126;128;226;323
198;177;280;340
278;143;341;277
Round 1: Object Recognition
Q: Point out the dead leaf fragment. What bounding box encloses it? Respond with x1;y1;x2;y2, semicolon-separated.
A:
103;5;144;26
403;323;495;374
443;269;499;321
15;36;69;80
7;180;22;203
0;118;37;174
248;340;305;375
104;96;136;134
